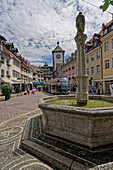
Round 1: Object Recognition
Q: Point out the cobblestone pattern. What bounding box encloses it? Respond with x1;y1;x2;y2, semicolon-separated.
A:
0;108;53;170
0;91;52;124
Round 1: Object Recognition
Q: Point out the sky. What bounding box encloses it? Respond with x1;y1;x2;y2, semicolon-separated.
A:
0;0;112;66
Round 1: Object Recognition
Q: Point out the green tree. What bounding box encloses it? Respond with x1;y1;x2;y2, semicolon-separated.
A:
100;0;113;11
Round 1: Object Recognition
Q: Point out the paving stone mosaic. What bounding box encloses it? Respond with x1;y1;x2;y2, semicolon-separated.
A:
0;109;53;170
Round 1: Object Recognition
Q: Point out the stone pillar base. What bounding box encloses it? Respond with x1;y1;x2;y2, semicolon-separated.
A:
76;92;89;104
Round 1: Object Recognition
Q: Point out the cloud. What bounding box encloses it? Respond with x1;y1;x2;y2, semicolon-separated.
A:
0;0;112;66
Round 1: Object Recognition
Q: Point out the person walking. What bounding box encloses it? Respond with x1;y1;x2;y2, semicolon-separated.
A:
27;86;30;95
97;87;100;95
32;87;35;95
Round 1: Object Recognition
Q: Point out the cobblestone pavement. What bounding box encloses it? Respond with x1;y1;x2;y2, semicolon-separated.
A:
0;91;53;170
0;91;52;124
0;109;53;170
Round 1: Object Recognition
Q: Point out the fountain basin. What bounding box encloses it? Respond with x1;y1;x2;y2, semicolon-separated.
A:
39;95;113;148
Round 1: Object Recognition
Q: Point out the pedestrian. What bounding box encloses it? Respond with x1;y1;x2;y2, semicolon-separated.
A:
97;87;100;95
27;87;30;95
93;87;96;94
32;87;35;95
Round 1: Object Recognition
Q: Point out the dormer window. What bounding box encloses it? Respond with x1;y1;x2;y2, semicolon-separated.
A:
109;24;113;32
93;41;97;47
85;47;89;53
103;29;108;35
111;38;113;49
0;43;4;51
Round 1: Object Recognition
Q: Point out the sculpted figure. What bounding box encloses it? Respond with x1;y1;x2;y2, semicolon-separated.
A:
76;12;85;34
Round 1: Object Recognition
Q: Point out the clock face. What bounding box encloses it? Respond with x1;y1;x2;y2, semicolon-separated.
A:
56;54;61;59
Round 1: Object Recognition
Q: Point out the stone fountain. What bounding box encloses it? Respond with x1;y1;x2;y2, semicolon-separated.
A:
20;13;113;170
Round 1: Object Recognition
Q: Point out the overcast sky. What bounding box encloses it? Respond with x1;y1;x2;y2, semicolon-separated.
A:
0;0;112;66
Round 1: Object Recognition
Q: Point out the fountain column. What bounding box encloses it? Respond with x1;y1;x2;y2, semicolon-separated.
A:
75;12;89;104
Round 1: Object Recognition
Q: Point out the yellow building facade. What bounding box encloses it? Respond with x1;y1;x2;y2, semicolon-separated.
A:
85;33;102;93
101;20;113;93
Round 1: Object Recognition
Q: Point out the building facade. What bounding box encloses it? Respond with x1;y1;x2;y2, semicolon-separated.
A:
85;33;103;93
31;65;44;88
101;20;113;93
41;62;53;82
0;36;13;88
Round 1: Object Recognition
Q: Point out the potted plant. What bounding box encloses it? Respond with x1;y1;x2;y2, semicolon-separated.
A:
1;74;4;78
0;59;4;64
38;85;42;91
8;75;11;78
1;84;13;100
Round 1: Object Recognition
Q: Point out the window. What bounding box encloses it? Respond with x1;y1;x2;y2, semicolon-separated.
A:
0;43;4;51
91;67;94;75
86;57;89;63
91;54;94;61
72;73;75;77
103;29;108;35
104;41;109;52
105;59;109;69
96;51;100;59
93;41;97;47
13;58;20;67
109;25;113;32
97;65;100;73
112;58;113;68
1;57;4;61
111;38;113;49
1;69;4;74
6;71;9;77
13;70;20;78
87;68;89;75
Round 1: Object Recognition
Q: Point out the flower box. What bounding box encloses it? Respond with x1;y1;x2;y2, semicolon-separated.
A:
7;63;11;67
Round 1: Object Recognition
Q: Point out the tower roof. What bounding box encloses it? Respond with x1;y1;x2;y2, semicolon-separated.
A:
52;42;65;52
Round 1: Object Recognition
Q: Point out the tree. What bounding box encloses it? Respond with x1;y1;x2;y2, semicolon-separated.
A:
100;0;113;11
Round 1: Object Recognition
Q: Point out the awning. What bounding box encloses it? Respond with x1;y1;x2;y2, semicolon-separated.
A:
33;82;40;85
0;77;14;84
12;80;21;84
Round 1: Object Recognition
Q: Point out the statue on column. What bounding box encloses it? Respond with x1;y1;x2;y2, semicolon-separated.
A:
76;12;85;35
75;12;88;104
